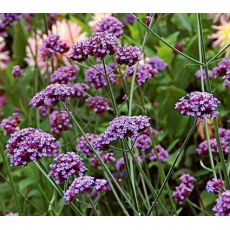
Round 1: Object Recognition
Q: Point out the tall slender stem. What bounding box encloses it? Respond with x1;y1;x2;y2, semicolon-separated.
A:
0;141;21;214
197;15;217;179
132;14;203;65
61;101;139;215
197;14;229;188
147;119;197;215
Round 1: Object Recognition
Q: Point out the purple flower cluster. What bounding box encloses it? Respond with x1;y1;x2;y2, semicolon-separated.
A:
68;41;88;62
90;152;115;167
219;128;230;141
115;45;141;66
134;134;152;152
85;32;119;60
149;145;169;163
39;106;50;117
195;69;214;80
175;91;220;120
91;179;108;197
29;84;75;108
123;14;136;25
0;111;20;136
213;190;230;216
134;127;158;152
172;174;196;205
12;65;24;78
224;70;230;88
115;157;125;171
49;152;87;184
40;34;69;58
49;110;72;137
6;128;60;166
86;96;109;114
85;64;115;90
93;116;150;150
96;16;124;38
0;13;21;26
50;65;78;84
147;56;167;71
76;133;98;157
125;64;157;86
212;59;230;77
72;83;89;98
197;128;230;155
206;178;224;194
64;176;95;202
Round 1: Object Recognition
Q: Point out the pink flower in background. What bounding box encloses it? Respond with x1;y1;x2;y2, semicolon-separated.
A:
0;36;10;70
209;19;230;58
51;19;86;45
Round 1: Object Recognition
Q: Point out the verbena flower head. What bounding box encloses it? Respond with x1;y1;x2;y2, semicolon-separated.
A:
64;176;95;203
73;83;89;98
86;96;110;114
179;174;196;187
172;183;194;206
50;65;78;84
90;152;115;167
115;45;141;66
76;133;98;157
115;157;125;171
1;13;21;26
68;41;88;62
12;65;24;78
134;134;152;152
29;84;75;108
85;32;119;60
197;138;229;155
212;59;230;77
49;152;87;184
85;64;115;90
213;190;230;216
149;145;169;163
147;56;167;71
49;110;72;137
39;106;49;117
206;178;224;194
92;179;108;197
224;70;230;88
219;128;230;142
195;69;214;80
123;14;136;24
175;91;220;120
125;64;157;86
40;33;69;58
6;128;60;166
0;93;7;107
96;16;124;38
0;111;20;136
93;116;150;150
173;173;195;205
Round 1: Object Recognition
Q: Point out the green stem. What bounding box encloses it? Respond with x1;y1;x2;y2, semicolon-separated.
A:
132;14;203;65
197;16;217;179
197;14;230;188
124;140;169;215
0;141;21;214
102;59;119;116
87;194;99;216
128;15;154;116
207;43;230;65
35;162;83;216
61;101;138;215
147;118;197;215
